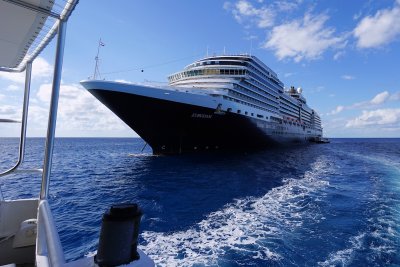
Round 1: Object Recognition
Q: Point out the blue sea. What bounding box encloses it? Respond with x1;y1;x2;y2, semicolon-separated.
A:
0;138;399;266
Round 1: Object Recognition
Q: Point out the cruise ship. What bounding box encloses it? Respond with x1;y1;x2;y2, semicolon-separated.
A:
81;55;323;154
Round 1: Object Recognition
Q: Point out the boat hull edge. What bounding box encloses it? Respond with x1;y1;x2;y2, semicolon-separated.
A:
88;89;291;154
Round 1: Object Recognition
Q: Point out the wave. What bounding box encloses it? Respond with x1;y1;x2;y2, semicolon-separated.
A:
334;149;400;175
318;233;365;267
127;153;157;158
318;149;400;267
140;157;331;266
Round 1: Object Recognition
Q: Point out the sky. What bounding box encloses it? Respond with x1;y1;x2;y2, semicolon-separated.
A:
1;0;400;138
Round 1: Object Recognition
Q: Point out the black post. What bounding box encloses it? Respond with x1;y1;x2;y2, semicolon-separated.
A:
95;203;143;266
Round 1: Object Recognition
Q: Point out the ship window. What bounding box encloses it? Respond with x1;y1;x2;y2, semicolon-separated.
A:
227;108;232;112
237;110;241;114
251;113;254;116
245;111;248;115
257;114;263;118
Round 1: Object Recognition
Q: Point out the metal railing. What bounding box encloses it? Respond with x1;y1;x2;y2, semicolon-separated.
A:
0;61;32;177
36;199;65;267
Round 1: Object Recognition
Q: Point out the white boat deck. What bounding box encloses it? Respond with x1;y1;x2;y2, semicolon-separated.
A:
0;1;154;266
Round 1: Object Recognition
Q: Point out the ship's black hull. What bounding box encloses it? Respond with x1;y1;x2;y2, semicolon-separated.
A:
88;89;301;154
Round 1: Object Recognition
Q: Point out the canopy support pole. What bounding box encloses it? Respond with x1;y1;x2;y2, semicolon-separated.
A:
40;20;67;200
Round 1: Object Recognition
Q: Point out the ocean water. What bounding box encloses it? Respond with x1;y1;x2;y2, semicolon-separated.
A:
0;138;399;266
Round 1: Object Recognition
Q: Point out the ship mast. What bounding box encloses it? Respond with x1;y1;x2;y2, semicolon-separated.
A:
93;38;105;79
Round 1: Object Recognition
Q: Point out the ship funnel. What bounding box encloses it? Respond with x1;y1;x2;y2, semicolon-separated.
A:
297;87;303;94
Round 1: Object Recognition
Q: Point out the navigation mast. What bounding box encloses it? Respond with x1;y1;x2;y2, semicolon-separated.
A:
93;38;105;79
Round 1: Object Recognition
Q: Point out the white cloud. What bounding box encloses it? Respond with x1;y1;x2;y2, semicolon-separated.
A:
274;0;302;12
284;72;295;77
370;91;390;105
350;90;391;108
0;72;24;84
0;57;52;84
223;1;232;10
27;105;49;130
36;83;129;132
32;57;53;78
346;108;400;128
390;91;400;101
1;80;136;137
264;13;346;62
341;75;355;80
354;2;400;48
6;85;20;91
353;11;362;21
333;51;345;60
327;105;344;115
328;90;398;115
307;85;325;94
227;0;275;28
0;94;4;101
0;105;20;120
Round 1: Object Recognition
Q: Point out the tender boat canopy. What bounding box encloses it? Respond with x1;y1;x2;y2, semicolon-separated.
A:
0;0;77;72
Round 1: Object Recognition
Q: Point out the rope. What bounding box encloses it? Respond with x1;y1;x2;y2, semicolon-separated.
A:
101;52;204;76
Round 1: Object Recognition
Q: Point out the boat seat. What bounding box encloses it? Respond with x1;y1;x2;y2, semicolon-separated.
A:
0;199;38;266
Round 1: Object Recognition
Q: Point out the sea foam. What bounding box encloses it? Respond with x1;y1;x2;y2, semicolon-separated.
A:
141;157;331;266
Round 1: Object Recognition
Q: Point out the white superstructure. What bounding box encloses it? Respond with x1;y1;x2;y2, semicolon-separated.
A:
168;55;322;138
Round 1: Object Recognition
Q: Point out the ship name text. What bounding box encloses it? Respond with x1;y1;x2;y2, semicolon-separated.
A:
191;113;212;119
